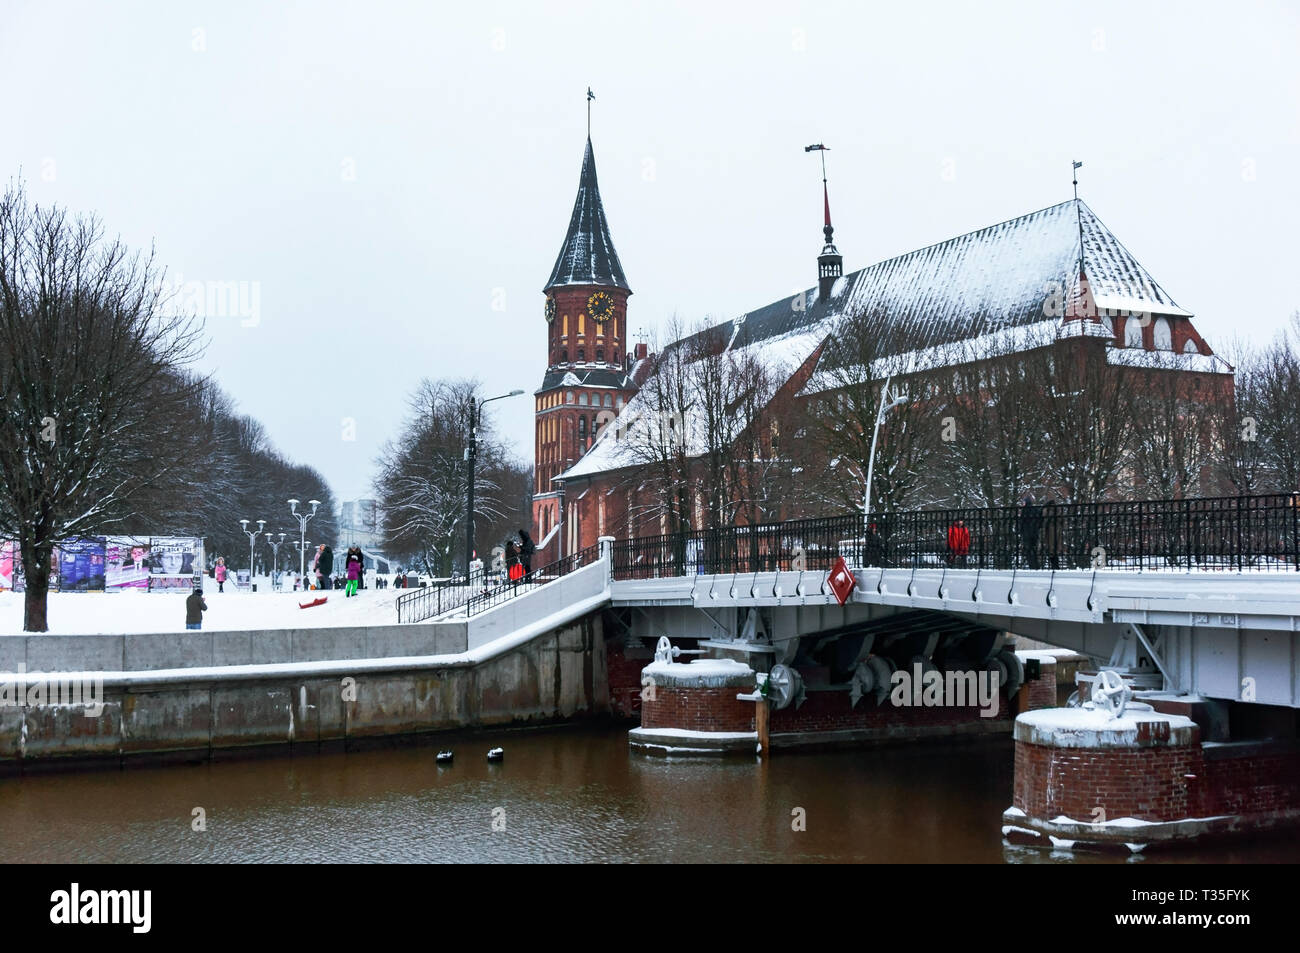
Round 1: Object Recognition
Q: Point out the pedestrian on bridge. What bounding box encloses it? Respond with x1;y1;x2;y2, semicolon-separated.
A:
519;529;535;580
947;519;970;568
1042;501;1061;570
505;539;523;585
1017;495;1043;569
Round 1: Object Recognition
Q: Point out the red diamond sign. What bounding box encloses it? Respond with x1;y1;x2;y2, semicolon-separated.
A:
827;555;855;605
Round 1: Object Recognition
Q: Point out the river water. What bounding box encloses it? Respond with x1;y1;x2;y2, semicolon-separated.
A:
0;726;1294;863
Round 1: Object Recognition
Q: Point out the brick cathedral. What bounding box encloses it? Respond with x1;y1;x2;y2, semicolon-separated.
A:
532;137;650;564
531;132;1232;566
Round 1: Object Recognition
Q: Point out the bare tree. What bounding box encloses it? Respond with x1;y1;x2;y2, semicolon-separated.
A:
805;306;946;516
0;182;205;630
1211;335;1271;495
1027;335;1138;503
373;378;522;576
611;316;696;536
1125;351;1219;500
1256;313;1300;492
936;327;1053;508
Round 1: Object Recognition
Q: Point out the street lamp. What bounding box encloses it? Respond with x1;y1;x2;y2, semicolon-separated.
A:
863;375;908;527
239;518;265;581
292;540;311;588
465;389;525;579
288;499;321;579
265;532;287;588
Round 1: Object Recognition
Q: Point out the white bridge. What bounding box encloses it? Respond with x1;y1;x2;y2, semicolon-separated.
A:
402;493;1300;712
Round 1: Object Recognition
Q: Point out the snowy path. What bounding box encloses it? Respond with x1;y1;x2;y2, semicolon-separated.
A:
0;583;403;634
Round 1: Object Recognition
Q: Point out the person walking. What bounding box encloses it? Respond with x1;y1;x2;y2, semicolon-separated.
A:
318;544;334;590
1017;494;1043;569
504;538;522;585
344;546;362;597
214;557;227;593
947;519;971;568
185;585;207;630
1042;500;1062;570
518;529;536;581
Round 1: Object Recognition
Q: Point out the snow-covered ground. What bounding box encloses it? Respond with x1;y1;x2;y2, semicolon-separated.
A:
0;577;407;634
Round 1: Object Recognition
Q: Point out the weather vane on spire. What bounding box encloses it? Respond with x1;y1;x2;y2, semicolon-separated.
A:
587;87;595;138
1072;160;1084;275
805;143;833;242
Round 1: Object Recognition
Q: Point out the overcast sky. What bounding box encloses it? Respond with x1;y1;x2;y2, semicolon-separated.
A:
5;0;1298;506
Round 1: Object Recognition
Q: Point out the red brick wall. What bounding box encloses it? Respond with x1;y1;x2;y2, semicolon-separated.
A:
1015;737;1300;824
641;685;755;733
1198;749;1300;816
1025;659;1057;712
1014;738;1202;823
770;688;1010;734
605;640;646;721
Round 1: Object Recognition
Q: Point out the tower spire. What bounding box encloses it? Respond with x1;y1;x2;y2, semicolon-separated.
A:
1072;159;1085;276
587;87;595;139
806;143;842;300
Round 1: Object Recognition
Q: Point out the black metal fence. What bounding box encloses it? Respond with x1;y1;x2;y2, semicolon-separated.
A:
609;493;1300;580
397;544;604;623
395;577;473;624
459;543;603;619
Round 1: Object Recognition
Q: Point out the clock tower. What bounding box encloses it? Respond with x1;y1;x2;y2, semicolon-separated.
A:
533;136;637;561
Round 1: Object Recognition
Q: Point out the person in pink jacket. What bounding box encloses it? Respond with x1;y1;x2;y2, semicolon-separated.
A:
214;557;227;593
344;546;362;597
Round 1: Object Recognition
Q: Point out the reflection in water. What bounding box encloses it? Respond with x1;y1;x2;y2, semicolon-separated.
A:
0;727;1294;863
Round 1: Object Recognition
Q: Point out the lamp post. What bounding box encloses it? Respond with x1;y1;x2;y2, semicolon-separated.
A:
293;540;311;588
863;375;908;528
266;532;287;588
239;518;265;581
288;499;321;578
465;389;525;579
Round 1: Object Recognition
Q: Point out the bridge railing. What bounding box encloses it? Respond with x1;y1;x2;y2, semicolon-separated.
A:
396;544;605;623
459;543;603;619
395;576;472;624
609;493;1300;580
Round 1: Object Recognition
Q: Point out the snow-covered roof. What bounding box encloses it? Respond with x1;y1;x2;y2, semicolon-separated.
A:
1105;347;1233;375
666;200;1190;372
559;326;824;481
559;199;1205;481
544;138;630;292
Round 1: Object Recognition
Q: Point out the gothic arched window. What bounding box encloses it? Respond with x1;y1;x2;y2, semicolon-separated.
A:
1124;317;1144;348
578;393;588;405
577;348;585;362
1153;317;1172;350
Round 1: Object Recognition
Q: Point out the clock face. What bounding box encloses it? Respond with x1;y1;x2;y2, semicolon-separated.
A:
544;296;556;323
587;290;615;325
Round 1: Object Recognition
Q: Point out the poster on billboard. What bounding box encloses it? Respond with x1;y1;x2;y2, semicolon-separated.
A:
0;541;14;591
147;537;204;591
10;548;58;593
56;538;107;592
105;537;152;591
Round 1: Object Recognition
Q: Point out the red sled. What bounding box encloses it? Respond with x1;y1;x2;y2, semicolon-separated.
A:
299;596;328;609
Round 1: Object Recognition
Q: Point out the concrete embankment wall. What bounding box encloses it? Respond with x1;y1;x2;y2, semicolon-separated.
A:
0;620;469;673
0;613;608;771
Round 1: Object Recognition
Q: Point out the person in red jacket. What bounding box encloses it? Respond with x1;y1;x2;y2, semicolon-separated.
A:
947;520;971;568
